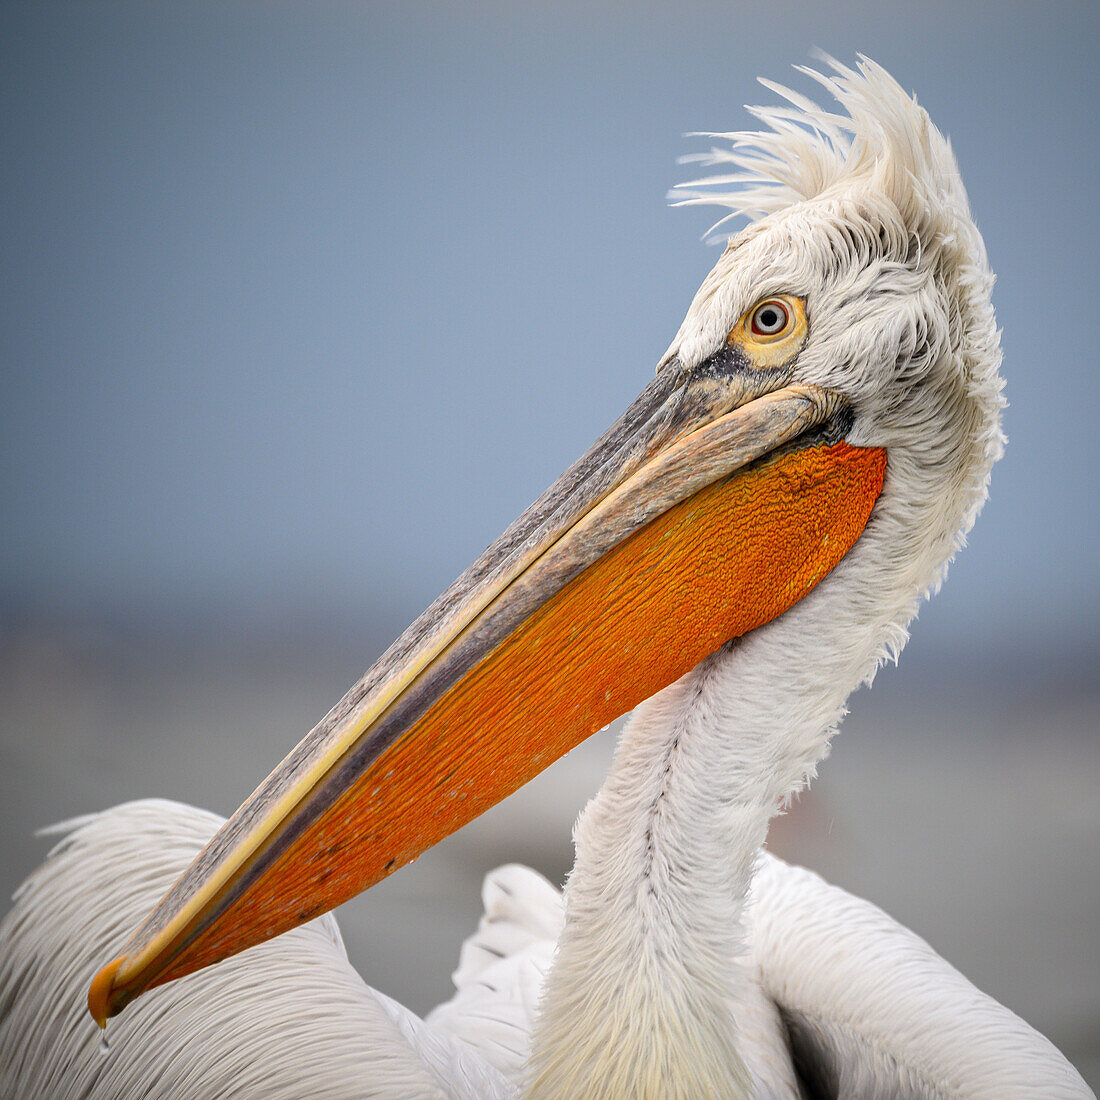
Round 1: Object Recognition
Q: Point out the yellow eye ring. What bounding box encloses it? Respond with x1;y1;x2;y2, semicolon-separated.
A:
727;294;807;369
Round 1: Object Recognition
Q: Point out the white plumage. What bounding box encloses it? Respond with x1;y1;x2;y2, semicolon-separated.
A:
2;800;1087;1097
0;56;1093;1098
0;801;510;1099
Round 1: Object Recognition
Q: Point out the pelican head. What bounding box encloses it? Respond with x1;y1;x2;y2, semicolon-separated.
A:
672;55;1003;610
88;56;1003;1034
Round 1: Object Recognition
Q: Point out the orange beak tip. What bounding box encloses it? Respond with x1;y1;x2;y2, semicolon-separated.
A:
88;956;126;1028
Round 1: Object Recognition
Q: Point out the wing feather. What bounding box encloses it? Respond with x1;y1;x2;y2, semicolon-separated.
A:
426;864;561;1082
0;800;511;1100
749;852;1093;1099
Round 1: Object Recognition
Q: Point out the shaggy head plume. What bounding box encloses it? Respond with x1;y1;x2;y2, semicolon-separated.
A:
672;53;977;250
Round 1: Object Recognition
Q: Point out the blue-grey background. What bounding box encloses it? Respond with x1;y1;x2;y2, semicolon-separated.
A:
2;1;1097;1086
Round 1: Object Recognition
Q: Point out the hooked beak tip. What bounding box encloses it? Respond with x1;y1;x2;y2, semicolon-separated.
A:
88;956;126;1028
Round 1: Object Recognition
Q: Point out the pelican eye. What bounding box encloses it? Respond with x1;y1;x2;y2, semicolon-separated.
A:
749;299;792;338
728;294;807;369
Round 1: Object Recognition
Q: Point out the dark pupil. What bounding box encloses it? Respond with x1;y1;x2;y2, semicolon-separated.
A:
758;307;781;330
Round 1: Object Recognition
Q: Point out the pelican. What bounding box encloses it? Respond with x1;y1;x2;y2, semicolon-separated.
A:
0;56;1092;1099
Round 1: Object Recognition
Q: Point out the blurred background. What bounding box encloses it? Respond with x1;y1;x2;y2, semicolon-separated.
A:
2;1;1097;1087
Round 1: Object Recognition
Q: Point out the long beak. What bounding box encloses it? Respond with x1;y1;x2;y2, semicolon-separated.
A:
89;358;885;1024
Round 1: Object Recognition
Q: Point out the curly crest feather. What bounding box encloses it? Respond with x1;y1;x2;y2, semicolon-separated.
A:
671;54;976;250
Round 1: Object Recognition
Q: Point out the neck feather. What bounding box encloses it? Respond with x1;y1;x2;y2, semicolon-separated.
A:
526;644;760;1099
525;482;928;1099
